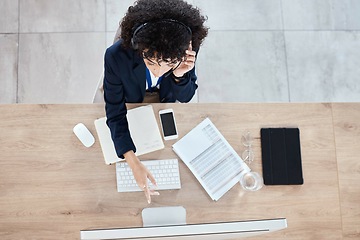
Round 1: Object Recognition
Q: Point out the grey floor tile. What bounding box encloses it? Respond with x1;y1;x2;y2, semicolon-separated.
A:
18;33;106;103
2;0;358;104
285;31;360;102
282;0;360;30
20;0;106;33
196;31;288;102
0;0;19;33
193;0;283;30
0;34;18;103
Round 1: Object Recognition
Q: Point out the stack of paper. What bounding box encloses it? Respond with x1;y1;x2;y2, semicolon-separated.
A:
172;118;250;201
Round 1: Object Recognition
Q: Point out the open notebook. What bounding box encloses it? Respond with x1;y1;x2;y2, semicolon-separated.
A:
94;105;164;165
172;118;250;201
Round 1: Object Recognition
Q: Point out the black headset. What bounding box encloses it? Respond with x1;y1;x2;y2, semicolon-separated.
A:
131;19;192;50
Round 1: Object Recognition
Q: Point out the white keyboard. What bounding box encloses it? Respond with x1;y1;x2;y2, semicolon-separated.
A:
116;159;181;192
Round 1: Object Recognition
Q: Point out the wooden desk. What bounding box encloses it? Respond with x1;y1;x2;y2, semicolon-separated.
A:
332;103;360;239
0;103;358;239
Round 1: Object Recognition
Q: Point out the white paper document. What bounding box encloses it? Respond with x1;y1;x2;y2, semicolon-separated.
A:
94;105;164;165
172;118;250;201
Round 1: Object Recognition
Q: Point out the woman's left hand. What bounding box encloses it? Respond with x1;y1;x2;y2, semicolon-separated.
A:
172;43;196;78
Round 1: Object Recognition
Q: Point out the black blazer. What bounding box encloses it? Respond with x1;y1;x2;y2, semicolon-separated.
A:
103;40;198;158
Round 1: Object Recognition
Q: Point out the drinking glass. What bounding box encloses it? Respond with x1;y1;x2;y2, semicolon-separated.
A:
239;171;263;191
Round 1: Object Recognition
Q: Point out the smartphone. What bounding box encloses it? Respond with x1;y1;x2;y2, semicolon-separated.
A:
159;109;178;140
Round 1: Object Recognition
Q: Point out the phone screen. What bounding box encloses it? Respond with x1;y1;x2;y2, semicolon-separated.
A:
160;112;177;137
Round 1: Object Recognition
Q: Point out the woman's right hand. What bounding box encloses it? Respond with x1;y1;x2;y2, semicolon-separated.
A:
124;150;160;203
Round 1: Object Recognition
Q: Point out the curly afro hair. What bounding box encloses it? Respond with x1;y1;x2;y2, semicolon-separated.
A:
120;0;208;62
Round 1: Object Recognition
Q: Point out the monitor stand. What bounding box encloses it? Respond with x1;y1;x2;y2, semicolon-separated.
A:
142;206;187;227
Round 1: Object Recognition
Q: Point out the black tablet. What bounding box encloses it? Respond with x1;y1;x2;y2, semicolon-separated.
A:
260;128;303;185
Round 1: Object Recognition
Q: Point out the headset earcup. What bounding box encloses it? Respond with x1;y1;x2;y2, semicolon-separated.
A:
131;38;138;50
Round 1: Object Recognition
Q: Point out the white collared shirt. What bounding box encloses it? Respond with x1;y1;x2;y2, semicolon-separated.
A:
146;69;160;90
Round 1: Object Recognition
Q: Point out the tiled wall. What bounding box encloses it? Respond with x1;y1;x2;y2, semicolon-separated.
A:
0;0;359;103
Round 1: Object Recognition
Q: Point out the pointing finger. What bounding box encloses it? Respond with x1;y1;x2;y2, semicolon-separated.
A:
143;185;151;204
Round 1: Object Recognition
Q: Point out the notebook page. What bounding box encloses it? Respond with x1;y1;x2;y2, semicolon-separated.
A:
94;105;164;165
94;117;123;165
173;118;250;201
126;105;164;156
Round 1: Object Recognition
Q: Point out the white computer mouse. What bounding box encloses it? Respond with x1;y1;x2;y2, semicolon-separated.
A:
73;123;95;147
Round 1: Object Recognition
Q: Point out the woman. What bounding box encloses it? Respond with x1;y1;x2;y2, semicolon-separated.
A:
104;0;208;203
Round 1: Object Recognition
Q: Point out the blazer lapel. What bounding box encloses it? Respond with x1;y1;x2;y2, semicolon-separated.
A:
132;53;146;98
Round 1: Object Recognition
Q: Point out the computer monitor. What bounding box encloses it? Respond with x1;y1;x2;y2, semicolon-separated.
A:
80;207;287;240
